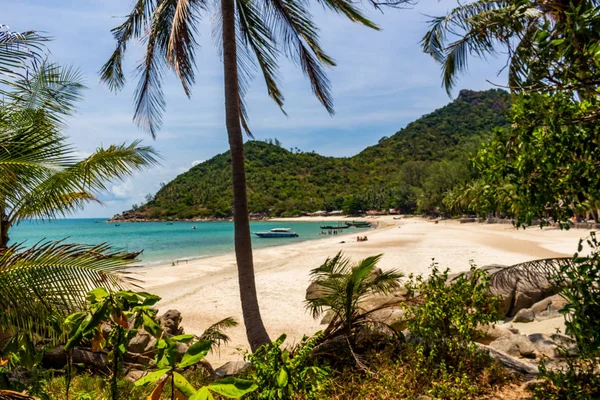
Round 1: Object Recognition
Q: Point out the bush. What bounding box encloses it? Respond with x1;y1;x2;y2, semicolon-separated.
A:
244;333;328;399
535;233;600;399
404;263;498;366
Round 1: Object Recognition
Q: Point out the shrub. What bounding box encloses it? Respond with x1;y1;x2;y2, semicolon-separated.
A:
404;263;498;366
535;233;600;399
244;333;328;399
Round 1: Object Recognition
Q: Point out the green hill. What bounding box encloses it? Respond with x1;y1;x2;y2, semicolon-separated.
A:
134;89;510;219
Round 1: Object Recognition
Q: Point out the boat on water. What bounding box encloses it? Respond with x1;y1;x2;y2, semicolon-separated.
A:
345;221;371;228
254;228;299;238
320;225;349;230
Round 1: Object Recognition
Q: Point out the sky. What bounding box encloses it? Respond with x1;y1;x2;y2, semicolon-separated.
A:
3;0;509;218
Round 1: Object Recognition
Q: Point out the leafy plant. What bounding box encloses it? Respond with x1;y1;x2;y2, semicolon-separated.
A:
404;263;498;372
305;252;403;341
64;288;162;400
135;334;256;400
244;333;327;399
534;233;600;399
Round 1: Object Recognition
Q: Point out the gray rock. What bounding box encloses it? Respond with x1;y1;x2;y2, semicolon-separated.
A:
306;281;326;301
124;352;154;366
72;347;109;371
476;323;515;345
512;292;535;316
177;342;190;359
128;330;152;354
531;294;568;321
513;308;535;323
489;335;537;359
124;369;149;382
320;310;335;325
159;310;184;336
215;361;251;378
528;333;559;359
476;343;539;375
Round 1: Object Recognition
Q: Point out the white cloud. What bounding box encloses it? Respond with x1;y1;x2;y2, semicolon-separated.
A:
191;160;205;167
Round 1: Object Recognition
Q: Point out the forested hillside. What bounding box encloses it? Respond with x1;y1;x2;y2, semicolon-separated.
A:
134;89;510;219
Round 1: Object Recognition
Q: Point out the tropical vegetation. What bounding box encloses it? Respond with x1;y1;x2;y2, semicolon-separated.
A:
423;0;600;226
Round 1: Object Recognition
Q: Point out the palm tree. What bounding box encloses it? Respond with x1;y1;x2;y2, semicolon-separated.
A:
0;60;160;249
305;252;403;340
420;0;594;94
101;0;384;350
0;241;141;342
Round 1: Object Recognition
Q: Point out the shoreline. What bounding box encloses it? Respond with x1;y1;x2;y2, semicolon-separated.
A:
134;217;594;366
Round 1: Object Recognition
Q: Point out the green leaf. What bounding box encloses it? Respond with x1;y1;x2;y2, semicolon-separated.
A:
178;339;212;368
208;377;258;398
86;287;109;303
134;368;170;386
190;387;214;400
276;367;288;388
142;314;162;337
173;371;196;397
171;334;195;343
156;339;179;368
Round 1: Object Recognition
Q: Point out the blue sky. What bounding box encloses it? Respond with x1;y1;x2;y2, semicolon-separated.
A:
3;0;508;217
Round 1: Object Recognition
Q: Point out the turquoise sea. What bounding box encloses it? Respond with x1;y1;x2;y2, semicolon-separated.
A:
9;219;336;266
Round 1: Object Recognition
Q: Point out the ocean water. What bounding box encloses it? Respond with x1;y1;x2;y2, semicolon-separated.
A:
9;219;344;266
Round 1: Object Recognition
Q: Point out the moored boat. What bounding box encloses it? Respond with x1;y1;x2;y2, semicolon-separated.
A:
345;221;371;228
320;225;349;229
254;228;299;238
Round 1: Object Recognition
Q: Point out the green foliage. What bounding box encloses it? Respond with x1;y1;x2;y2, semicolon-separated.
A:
535;233;600;399
305;252;403;340
64;288;161;400
317;348;508;399
404;264;498;380
135;334;257;400
127;90;510;219
473;93;600;226
428;1;600;226
134;323;255;400
244;333;327;400
0;241;140;360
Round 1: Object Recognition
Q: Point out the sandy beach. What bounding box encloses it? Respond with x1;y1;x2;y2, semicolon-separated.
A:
135;217;593;366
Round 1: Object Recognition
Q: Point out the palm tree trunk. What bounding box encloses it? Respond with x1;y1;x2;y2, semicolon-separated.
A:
221;0;271;351
0;205;9;251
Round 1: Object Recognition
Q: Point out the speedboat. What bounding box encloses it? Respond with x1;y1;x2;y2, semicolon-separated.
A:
254;228;299;238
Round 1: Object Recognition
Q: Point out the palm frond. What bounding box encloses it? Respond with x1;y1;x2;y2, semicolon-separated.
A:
0;25;48;80
99;0;159;92
133;0;176;138
6;140;159;224
314;0;379;30
0;109;74;207
0;240;140;340
421;0;508;93
236;0;285;130
489;257;573;292
200;316;238;348
167;0;206;96
0;390;37;400
265;0;336;113
2;60;85;126
305;252;403;338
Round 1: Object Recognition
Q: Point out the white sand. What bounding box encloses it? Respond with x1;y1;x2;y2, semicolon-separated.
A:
134;217;593;366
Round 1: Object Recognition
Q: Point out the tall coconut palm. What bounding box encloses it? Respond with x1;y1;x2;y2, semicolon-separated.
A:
421;0;598;94
100;0;386;350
